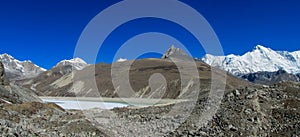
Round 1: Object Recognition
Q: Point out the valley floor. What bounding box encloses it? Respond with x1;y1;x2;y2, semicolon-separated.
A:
1;82;299;136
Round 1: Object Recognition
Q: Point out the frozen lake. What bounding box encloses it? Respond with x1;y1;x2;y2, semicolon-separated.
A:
42;99;129;110
41;97;187;110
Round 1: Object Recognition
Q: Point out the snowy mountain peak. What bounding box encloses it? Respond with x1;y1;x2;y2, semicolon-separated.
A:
202;45;300;75
55;58;88;70
0;53;46;80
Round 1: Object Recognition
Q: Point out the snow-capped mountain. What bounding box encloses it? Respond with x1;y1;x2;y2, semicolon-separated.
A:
0;53;46;80
54;58;88;70
202;45;300;75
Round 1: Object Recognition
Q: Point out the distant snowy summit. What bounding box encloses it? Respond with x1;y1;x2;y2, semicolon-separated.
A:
117;58;127;62
202;45;300;75
54;58;89;71
0;53;46;80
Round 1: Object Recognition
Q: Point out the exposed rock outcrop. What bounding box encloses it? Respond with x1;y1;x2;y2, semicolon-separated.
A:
0;62;9;85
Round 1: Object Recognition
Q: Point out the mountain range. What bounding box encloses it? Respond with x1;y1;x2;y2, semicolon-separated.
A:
2;45;300;85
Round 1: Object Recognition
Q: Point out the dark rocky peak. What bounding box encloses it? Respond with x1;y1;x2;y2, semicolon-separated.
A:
0;62;9;85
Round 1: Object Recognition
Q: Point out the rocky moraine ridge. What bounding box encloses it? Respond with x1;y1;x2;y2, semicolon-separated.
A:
84;82;299;136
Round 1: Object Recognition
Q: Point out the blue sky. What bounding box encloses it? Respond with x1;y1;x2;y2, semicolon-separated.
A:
0;0;299;69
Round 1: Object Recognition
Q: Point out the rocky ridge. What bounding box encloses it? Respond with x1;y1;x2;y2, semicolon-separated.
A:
241;69;300;85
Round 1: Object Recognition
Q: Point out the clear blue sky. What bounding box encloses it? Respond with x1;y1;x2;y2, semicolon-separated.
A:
0;0;299;69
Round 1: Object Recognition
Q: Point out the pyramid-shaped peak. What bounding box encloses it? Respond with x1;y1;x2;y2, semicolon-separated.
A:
161;45;192;61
